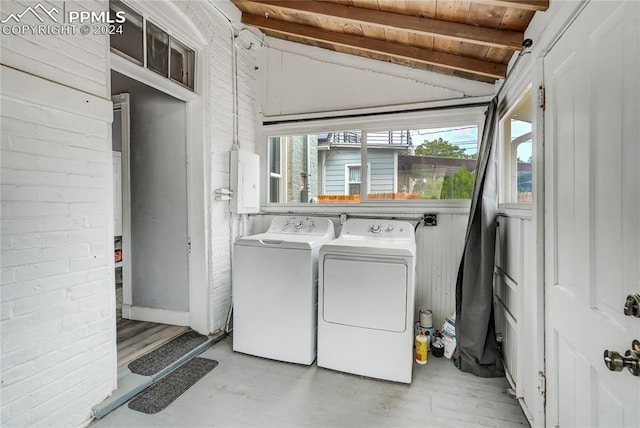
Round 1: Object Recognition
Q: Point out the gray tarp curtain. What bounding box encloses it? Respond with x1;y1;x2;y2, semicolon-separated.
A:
454;97;504;378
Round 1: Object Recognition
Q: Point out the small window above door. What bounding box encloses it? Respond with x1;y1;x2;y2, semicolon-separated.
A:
109;0;196;91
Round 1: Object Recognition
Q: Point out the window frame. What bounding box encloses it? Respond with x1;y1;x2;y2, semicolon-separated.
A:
499;85;534;208
260;102;487;214
109;0;197;92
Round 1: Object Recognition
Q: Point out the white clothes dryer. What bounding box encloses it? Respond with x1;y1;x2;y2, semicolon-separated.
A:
233;216;335;365
318;218;416;383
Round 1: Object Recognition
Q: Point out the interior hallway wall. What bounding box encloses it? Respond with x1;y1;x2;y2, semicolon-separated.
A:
111;72;189;313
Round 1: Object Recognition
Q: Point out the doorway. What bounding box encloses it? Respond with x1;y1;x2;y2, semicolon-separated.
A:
111;71;191;365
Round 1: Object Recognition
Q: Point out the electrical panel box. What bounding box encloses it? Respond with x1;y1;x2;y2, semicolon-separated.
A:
230;149;260;214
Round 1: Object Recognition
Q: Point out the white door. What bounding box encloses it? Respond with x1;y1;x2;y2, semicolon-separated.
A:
544;1;640;426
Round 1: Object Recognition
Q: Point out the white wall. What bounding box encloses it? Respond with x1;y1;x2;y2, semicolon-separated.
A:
494;213;538;423
0;66;114;427
0;0;109;99
1;3;113;426
173;2;260;332
0;0;261;425
259;38;494;117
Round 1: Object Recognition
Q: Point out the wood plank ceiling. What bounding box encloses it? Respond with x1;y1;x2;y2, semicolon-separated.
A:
232;0;548;82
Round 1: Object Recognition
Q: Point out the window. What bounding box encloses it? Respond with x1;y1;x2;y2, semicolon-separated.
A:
269;138;281;203
367;126;478;200
346;165;361;195
170;37;195;89
266;119;481;205
501;89;533;204
109;1;196;91
110;1;143;65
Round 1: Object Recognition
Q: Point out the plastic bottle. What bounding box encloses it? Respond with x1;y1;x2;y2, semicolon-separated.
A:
415;331;428;365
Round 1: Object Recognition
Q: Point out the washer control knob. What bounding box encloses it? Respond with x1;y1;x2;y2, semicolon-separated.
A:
369;224;382;234
294;220;303;229
386;225;395;232
307;220;316;229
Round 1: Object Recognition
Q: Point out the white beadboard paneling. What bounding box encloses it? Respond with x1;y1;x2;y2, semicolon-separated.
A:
415;214;467;326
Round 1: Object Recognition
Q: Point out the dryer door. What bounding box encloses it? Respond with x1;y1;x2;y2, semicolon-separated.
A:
322;257;407;332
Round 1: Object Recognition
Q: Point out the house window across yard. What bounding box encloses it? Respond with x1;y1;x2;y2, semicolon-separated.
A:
266;120;481;205
346;165;362;196
501;89;533;204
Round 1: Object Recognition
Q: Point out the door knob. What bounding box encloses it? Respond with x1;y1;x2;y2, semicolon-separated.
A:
624;293;640;317
603;340;640;376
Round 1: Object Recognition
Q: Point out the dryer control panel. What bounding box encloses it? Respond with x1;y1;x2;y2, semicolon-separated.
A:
340;218;414;240
268;216;335;235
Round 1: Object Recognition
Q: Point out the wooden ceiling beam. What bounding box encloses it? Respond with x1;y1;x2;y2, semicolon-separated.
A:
236;0;523;50
470;0;549;12
242;14;507;79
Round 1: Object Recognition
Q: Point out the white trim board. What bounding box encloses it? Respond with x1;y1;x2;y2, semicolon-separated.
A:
265;37;496;98
0;65;112;121
122;305;190;326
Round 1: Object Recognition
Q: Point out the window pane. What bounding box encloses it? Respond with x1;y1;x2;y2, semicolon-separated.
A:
367;126;478;200
516;137;533;202
502;88;534;204
269;138;280;174
267;131;361;203
269;177;280;203
170;37;195;90
146;21;169;77
110;1;143;64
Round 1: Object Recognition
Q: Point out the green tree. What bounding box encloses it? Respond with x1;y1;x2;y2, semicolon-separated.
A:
414;137;476;159
441;167;475;199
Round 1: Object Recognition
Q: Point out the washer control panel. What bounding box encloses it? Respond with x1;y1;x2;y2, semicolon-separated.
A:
341;218;413;239
268;216;332;235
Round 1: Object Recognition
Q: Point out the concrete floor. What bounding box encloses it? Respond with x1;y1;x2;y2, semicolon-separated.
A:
91;337;528;427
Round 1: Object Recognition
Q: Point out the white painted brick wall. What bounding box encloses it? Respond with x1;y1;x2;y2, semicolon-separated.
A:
0;7;114;423
182;1;260;332
0;0;109;98
1;2;261;426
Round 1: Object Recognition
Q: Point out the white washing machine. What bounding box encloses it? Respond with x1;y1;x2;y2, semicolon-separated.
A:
233;216;335;365
318;219;416;383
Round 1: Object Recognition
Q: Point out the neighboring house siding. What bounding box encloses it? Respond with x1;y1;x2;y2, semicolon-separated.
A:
323;149;396;194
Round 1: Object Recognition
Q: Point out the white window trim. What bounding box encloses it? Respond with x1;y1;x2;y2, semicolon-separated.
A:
344;163;371;195
259;101;487;214
498;84;534;209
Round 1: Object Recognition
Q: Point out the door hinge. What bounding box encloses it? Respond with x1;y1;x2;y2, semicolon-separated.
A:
538;371;547;402
538;85;546;110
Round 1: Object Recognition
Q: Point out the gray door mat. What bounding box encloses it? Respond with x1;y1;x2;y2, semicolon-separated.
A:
128;330;208;376
128;357;218;414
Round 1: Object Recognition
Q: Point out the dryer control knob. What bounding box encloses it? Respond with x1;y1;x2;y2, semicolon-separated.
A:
369;224;382;234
